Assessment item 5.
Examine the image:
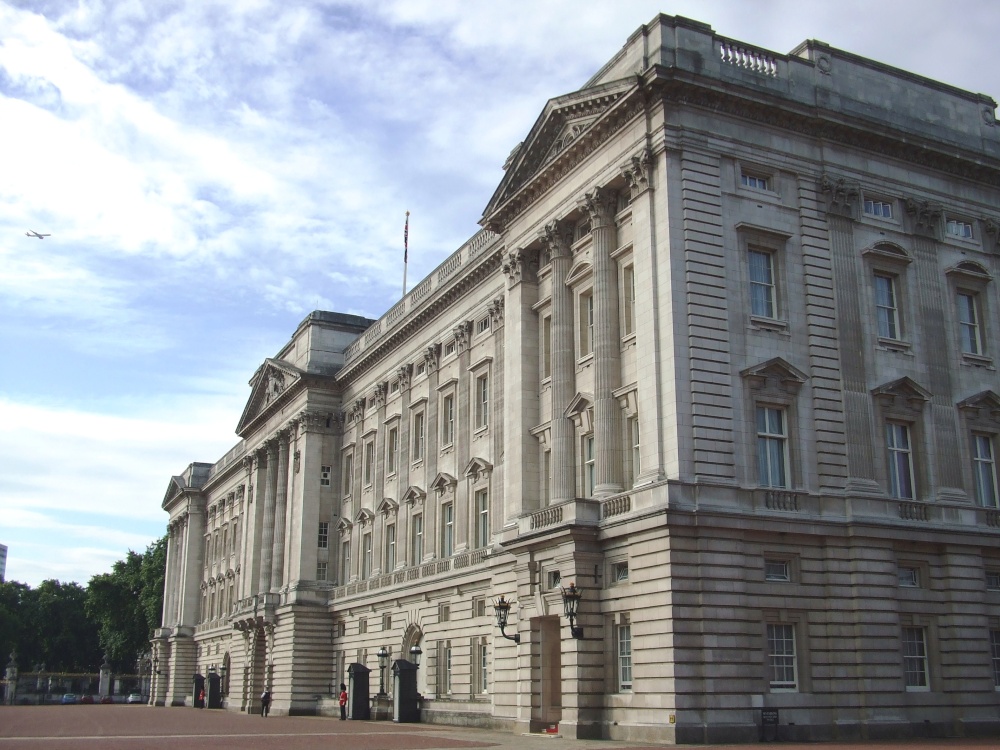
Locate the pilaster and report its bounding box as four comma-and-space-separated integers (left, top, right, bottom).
258, 440, 278, 593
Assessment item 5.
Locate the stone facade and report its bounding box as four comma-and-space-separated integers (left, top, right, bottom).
154, 14, 1000, 743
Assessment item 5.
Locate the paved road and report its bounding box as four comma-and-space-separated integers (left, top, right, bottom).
2, 706, 999, 750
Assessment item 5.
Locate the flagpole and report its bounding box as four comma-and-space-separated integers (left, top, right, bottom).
403, 210, 409, 297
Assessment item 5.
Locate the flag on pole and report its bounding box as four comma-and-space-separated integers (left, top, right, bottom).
404, 211, 409, 263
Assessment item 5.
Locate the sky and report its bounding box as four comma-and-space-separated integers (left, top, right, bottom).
1, 0, 998, 588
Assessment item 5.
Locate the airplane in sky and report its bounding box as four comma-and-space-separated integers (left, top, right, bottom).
25, 230, 50, 239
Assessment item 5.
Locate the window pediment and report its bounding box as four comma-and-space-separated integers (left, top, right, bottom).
377, 498, 399, 516
741, 358, 808, 394
464, 457, 494, 482
872, 377, 931, 412
957, 390, 1000, 425
355, 508, 375, 527
565, 392, 595, 433
401, 485, 426, 506
565, 261, 593, 287
862, 242, 912, 266
337, 518, 353, 535
945, 260, 992, 283
430, 473, 457, 494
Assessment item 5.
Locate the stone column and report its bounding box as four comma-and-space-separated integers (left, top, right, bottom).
541, 220, 576, 504
580, 186, 623, 497
258, 440, 278, 593
454, 320, 472, 553
270, 429, 291, 589
396, 365, 413, 565
162, 523, 177, 628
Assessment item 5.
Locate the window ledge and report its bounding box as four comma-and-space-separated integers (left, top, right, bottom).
620, 332, 637, 348
576, 352, 595, 367
905, 686, 930, 693
473, 425, 489, 437
961, 352, 994, 368
876, 337, 912, 353
749, 316, 789, 333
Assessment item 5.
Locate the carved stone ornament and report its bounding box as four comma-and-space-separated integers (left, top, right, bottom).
424, 343, 441, 374
539, 219, 574, 260
819, 173, 860, 217
982, 218, 1000, 252
295, 409, 327, 433
453, 321, 473, 352
904, 198, 943, 236
488, 297, 505, 328
263, 370, 286, 405
242, 455, 255, 473
348, 398, 365, 424
620, 147, 652, 199
397, 363, 413, 391
293, 449, 301, 474
374, 382, 388, 409
579, 185, 619, 228
502, 248, 539, 288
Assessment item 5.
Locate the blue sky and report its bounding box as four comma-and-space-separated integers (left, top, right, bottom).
2, 0, 998, 587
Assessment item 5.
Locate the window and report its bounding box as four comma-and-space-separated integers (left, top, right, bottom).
767, 623, 797, 691
583, 434, 596, 497
475, 373, 490, 429
974, 434, 999, 507
957, 292, 984, 355
541, 315, 552, 379
341, 540, 351, 584
547, 570, 561, 589
390, 379, 399, 394
320, 465, 332, 486
413, 412, 425, 460
385, 524, 396, 571
439, 603, 451, 622
541, 449, 551, 505
382, 613, 391, 631
756, 406, 788, 488
416, 362, 425, 376
874, 273, 900, 340
342, 454, 353, 496
622, 264, 636, 337
445, 341, 456, 356
473, 636, 488, 694
748, 249, 776, 318
579, 291, 594, 356
441, 503, 454, 557
386, 426, 399, 474
443, 641, 453, 694
947, 218, 974, 239
902, 626, 929, 690
475, 489, 489, 549
363, 440, 375, 486
741, 172, 769, 191
316, 561, 328, 581
362, 532, 373, 578
472, 596, 487, 617
987, 569, 1000, 590
612, 561, 629, 583
864, 199, 893, 219
318, 522, 329, 549
764, 559, 789, 582
886, 422, 915, 499
441, 394, 455, 445
626, 415, 640, 488
411, 514, 423, 563
991, 631, 1000, 688
477, 317, 490, 334
898, 566, 919, 587
359, 617, 367, 635
617, 623, 633, 691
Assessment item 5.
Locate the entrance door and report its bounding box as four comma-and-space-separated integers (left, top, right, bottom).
530, 616, 562, 731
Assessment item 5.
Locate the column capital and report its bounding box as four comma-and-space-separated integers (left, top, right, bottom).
905, 197, 944, 236
579, 185, 618, 228
424, 343, 441, 374
620, 147, 652, 200
397, 363, 414, 391
453, 320, 473, 352
539, 219, 574, 260
488, 297, 505, 328
294, 409, 327, 433
819, 173, 860, 217
502, 248, 539, 288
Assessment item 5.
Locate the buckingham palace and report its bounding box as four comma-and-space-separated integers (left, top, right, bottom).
151, 13, 1000, 743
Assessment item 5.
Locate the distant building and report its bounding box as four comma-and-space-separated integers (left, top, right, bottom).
153, 14, 1000, 743
0, 544, 6, 582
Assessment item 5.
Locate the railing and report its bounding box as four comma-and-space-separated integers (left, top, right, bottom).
763, 489, 801, 512
209, 442, 247, 478
719, 38, 778, 77
602, 494, 631, 519
530, 506, 563, 530
330, 551, 493, 601
898, 501, 930, 522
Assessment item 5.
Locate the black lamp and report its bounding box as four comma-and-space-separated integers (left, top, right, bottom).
377, 646, 389, 695
408, 645, 422, 667
493, 595, 520, 643
561, 582, 583, 638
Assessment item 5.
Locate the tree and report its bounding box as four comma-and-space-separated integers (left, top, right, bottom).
27, 580, 100, 671
0, 581, 33, 668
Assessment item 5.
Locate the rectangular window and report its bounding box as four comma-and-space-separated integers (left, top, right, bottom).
902, 626, 929, 690
991, 630, 1000, 688
542, 449, 551, 505
541, 315, 552, 379
386, 426, 398, 474
547, 570, 561, 589
359, 618, 367, 635
320, 465, 332, 486
957, 292, 983, 355
416, 362, 425, 376
886, 422, 915, 499
341, 540, 351, 584
875, 273, 900, 339
382, 613, 392, 631
987, 569, 1000, 590
864, 199, 893, 218
748, 249, 776, 318
411, 514, 423, 563
612, 561, 629, 583
898, 566, 919, 587
765, 559, 790, 582
756, 406, 788, 488
475, 373, 490, 429
441, 394, 455, 445
579, 291, 594, 356
390, 379, 399, 394
445, 341, 456, 356
318, 521, 329, 549
767, 623, 797, 691
441, 503, 454, 557
413, 412, 425, 460
316, 561, 328, 581
622, 264, 636, 336
584, 434, 596, 497
439, 603, 451, 622
476, 637, 488, 694
363, 440, 376, 486
626, 415, 640, 488
343, 454, 353, 496
475, 489, 489, 549
947, 219, 974, 239
362, 532, 373, 578
741, 172, 769, 191
444, 641, 453, 694
974, 434, 999, 508
477, 317, 490, 334
385, 524, 396, 572
617, 623, 633, 690
472, 596, 487, 618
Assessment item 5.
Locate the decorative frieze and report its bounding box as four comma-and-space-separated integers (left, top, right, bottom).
905, 198, 943, 236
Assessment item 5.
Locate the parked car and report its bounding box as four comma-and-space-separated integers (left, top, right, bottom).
80, 695, 94, 704
126, 693, 143, 704
100, 696, 113, 704
60, 694, 78, 704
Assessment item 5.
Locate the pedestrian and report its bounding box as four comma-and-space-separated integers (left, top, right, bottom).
338, 683, 347, 720
260, 689, 271, 717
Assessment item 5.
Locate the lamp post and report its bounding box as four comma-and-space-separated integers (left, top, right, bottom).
376, 646, 389, 696
561, 582, 584, 639
492, 595, 520, 643
408, 645, 422, 667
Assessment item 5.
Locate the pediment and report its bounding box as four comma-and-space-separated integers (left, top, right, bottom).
945, 260, 992, 282
430, 472, 457, 494
355, 508, 375, 526
464, 457, 494, 481
377, 498, 399, 516
482, 78, 637, 222
161, 476, 189, 509
237, 358, 305, 436
337, 518, 353, 534
741, 358, 808, 392
957, 390, 1000, 422
564, 392, 595, 433
401, 485, 426, 506
871, 377, 931, 409
564, 261, 593, 286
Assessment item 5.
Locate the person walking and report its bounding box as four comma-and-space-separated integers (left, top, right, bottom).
260, 689, 271, 717
338, 683, 348, 720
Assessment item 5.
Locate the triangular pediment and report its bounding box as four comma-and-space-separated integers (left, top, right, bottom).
355, 508, 375, 527
564, 392, 595, 433
377, 498, 399, 516
401, 485, 426, 505
482, 78, 637, 223
741, 357, 808, 392
236, 358, 305, 436
430, 473, 457, 494
957, 390, 1000, 423
872, 377, 931, 408
161, 476, 189, 509
463, 457, 494, 481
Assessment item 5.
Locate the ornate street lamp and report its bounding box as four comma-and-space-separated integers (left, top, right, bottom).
492, 595, 520, 643
561, 582, 584, 639
376, 646, 389, 696
408, 645, 422, 667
